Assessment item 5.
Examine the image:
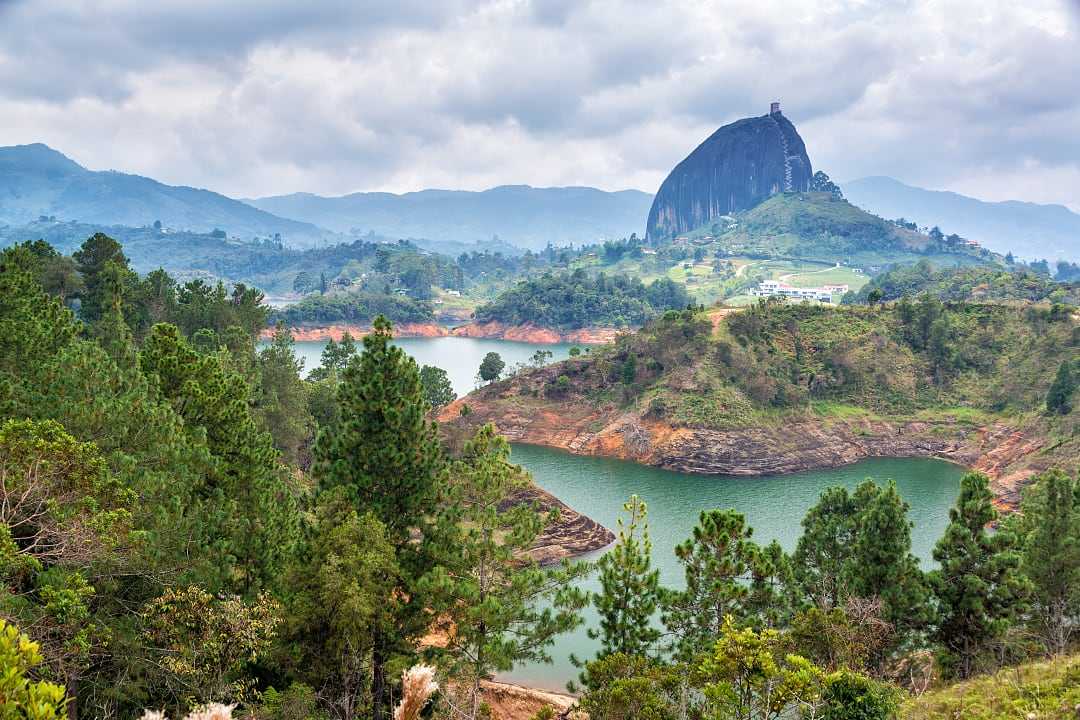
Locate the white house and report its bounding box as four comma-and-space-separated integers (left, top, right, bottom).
752, 279, 833, 302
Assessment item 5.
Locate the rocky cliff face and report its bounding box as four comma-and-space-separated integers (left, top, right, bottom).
646, 109, 812, 241
439, 363, 1059, 513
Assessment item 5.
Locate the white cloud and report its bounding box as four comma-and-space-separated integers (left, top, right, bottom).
0, 0, 1077, 210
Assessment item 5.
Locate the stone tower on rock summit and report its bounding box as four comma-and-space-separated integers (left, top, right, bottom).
645, 103, 812, 241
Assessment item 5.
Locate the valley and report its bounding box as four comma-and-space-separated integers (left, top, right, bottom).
3, 48, 1079, 719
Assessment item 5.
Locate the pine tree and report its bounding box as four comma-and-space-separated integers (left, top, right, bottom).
1046, 359, 1076, 414
424, 424, 589, 719
0, 244, 79, 397
72, 233, 131, 324
661, 509, 757, 659
255, 324, 313, 464
1018, 469, 1080, 655
846, 481, 929, 641
930, 472, 1029, 678
283, 488, 399, 720
140, 323, 300, 595
793, 486, 860, 610
313, 315, 448, 720
588, 495, 661, 659
794, 481, 927, 664
91, 261, 137, 368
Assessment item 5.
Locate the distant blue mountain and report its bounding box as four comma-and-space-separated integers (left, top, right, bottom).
843, 176, 1080, 261
0, 143, 327, 243
248, 185, 655, 251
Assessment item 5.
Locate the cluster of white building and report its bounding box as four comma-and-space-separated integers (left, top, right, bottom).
751, 280, 849, 303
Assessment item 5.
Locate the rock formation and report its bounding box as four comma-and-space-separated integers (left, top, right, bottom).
646, 103, 812, 241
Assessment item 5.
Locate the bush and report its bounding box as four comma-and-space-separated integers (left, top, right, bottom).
0, 619, 68, 720
820, 671, 899, 720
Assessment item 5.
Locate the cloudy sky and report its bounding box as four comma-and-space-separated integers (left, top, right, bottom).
2, 0, 1079, 210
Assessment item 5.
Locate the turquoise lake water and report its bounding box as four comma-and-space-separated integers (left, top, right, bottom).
500, 446, 964, 690
289, 337, 575, 396
283, 337, 965, 691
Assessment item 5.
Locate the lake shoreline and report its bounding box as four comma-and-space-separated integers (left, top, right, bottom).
262, 321, 624, 344
499, 446, 966, 696
440, 371, 1053, 513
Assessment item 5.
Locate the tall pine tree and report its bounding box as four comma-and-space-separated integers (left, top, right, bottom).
72, 233, 132, 324
792, 486, 860, 610
313, 315, 448, 720
1018, 469, 1080, 655
846, 481, 929, 640
587, 495, 661, 660
424, 424, 589, 720
662, 509, 775, 660
930, 472, 1029, 678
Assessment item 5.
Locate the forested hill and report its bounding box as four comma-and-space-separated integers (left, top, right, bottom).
710, 191, 998, 265
447, 299, 1078, 485
844, 260, 1080, 305
465, 300, 1077, 422
472, 268, 692, 329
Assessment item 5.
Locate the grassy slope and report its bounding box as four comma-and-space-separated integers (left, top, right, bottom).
846, 263, 1080, 306
565, 253, 870, 307
904, 654, 1080, 719
702, 192, 999, 267
556, 193, 991, 310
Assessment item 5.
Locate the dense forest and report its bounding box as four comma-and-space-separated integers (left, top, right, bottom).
272, 291, 436, 326
0, 222, 572, 299
845, 260, 1080, 306
2, 233, 1079, 720
473, 269, 693, 329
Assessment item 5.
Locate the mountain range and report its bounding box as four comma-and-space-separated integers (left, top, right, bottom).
247, 185, 653, 251
0, 143, 327, 243
2, 143, 1077, 262
843, 176, 1080, 261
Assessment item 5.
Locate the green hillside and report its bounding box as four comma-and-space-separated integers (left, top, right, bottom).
695, 192, 999, 267
458, 300, 1078, 466
904, 654, 1080, 719
844, 260, 1080, 305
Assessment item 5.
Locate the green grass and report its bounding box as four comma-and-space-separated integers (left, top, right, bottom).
810, 401, 874, 419
904, 654, 1080, 720
910, 406, 993, 425
659, 385, 758, 430
783, 266, 869, 290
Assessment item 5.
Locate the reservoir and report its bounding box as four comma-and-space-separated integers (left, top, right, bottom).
285, 337, 966, 691
289, 337, 575, 396
501, 445, 964, 690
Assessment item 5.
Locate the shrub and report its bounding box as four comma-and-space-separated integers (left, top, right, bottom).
0, 619, 68, 720
820, 671, 899, 720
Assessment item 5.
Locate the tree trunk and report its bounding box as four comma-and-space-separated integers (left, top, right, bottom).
372, 638, 387, 720
66, 675, 79, 720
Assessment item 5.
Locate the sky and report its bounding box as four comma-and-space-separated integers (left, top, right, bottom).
2, 0, 1079, 210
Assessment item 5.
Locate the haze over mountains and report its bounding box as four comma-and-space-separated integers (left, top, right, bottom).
844, 176, 1080, 261
2, 142, 1077, 262
0, 143, 326, 243
248, 185, 653, 251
